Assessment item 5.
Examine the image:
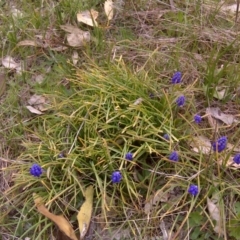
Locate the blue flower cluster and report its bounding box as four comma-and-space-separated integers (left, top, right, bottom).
125, 152, 133, 161
30, 164, 42, 177
169, 151, 179, 161
212, 136, 227, 153
194, 114, 202, 124
111, 171, 122, 183
188, 184, 199, 196
171, 71, 182, 84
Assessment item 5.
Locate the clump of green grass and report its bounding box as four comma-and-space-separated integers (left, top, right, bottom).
0, 59, 225, 239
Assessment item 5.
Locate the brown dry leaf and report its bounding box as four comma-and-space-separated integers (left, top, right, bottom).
2, 56, 23, 74
220, 155, 240, 169
133, 97, 143, 106
221, 3, 238, 14
77, 9, 98, 27
33, 193, 78, 240
60, 25, 90, 47
67, 32, 90, 47
104, 0, 114, 21
17, 40, 39, 47
26, 94, 49, 114
206, 107, 237, 125
206, 110, 219, 131
190, 135, 212, 154
26, 106, 43, 115
72, 51, 79, 65
28, 94, 46, 105
77, 185, 94, 239
207, 197, 224, 236
18, 38, 68, 51
213, 87, 226, 100
144, 189, 170, 214
227, 143, 240, 152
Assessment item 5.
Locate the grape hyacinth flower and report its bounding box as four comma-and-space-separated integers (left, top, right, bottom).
163, 133, 170, 141
188, 184, 199, 196
212, 136, 227, 153
171, 71, 182, 84
176, 95, 185, 107
125, 152, 133, 161
111, 171, 122, 183
194, 114, 202, 124
169, 151, 179, 161
233, 153, 240, 164
30, 164, 43, 177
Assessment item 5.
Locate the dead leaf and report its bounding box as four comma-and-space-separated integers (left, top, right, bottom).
26, 94, 49, 114
11, 6, 24, 18
0, 73, 6, 97
67, 32, 90, 47
72, 51, 79, 65
221, 4, 239, 14
26, 106, 43, 115
2, 56, 20, 69
77, 185, 94, 239
206, 107, 237, 125
60, 25, 90, 47
77, 9, 99, 27
34, 74, 44, 84
104, 0, 114, 21
190, 135, 212, 154
28, 94, 46, 105
144, 189, 169, 214
17, 40, 39, 47
133, 97, 143, 105
213, 87, 226, 100
207, 197, 223, 235
33, 193, 78, 240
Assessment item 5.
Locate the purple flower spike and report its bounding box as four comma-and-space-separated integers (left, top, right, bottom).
163, 133, 170, 141
30, 164, 43, 177
176, 95, 185, 107
194, 114, 202, 124
125, 152, 133, 161
111, 171, 122, 183
171, 71, 182, 84
233, 153, 240, 164
212, 136, 227, 153
169, 151, 179, 161
188, 184, 199, 196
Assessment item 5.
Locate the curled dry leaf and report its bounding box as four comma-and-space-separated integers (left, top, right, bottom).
207, 197, 223, 236
77, 9, 99, 27
60, 25, 90, 47
26, 106, 43, 115
221, 4, 238, 14
17, 40, 38, 47
33, 193, 78, 240
2, 56, 23, 74
144, 189, 169, 214
133, 97, 143, 105
206, 107, 237, 125
72, 51, 79, 65
213, 86, 226, 100
26, 94, 49, 114
190, 135, 212, 154
104, 0, 114, 21
77, 185, 94, 239
28, 94, 46, 105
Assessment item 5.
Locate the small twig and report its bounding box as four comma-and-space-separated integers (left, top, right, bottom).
169, 0, 176, 11
236, 0, 240, 23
